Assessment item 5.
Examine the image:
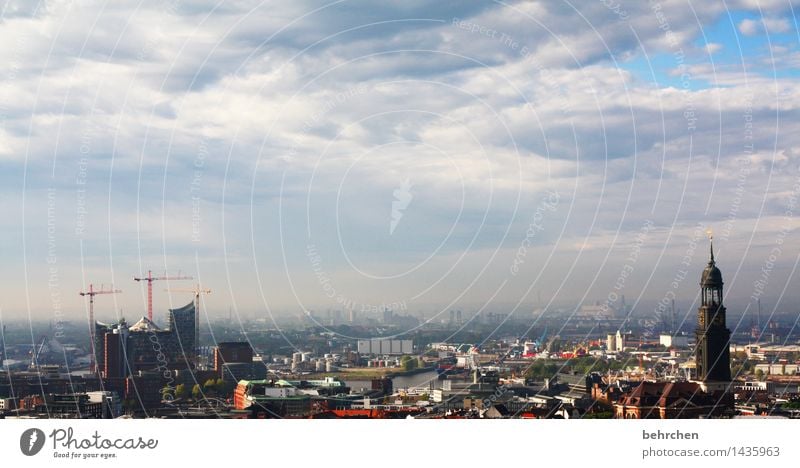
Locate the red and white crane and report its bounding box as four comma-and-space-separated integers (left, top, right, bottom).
79, 283, 121, 373
164, 284, 210, 366
134, 270, 192, 321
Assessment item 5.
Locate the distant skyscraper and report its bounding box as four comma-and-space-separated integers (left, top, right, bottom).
694, 240, 731, 382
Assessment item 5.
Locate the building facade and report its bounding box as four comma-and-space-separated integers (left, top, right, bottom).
357, 339, 413, 355
95, 301, 197, 379
613, 381, 727, 419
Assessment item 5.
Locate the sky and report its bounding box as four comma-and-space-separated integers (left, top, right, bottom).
1, 0, 799, 326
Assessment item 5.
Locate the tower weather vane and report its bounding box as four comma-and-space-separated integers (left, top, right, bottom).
706, 228, 715, 260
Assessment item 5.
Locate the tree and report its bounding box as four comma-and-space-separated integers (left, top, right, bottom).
175, 384, 187, 399
569, 357, 609, 375
192, 383, 202, 400
215, 378, 233, 397
755, 369, 765, 381
524, 360, 560, 380
400, 355, 417, 372
203, 378, 217, 396
161, 386, 175, 401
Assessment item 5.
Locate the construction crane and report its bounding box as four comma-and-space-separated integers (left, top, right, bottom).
134, 270, 192, 321
30, 335, 48, 369
164, 284, 210, 367
79, 284, 121, 373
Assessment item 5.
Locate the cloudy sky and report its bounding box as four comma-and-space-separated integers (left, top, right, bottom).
1, 0, 799, 325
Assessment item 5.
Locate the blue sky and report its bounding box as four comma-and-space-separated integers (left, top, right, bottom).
1, 0, 799, 325
619, 9, 800, 89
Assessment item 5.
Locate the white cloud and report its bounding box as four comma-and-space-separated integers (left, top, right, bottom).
739, 16, 792, 35
1, 1, 799, 316
739, 18, 759, 36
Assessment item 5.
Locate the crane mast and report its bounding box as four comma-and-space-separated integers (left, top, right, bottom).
134, 270, 192, 321
79, 283, 121, 373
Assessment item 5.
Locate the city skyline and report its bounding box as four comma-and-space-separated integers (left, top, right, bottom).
0, 1, 798, 321
1, 236, 796, 421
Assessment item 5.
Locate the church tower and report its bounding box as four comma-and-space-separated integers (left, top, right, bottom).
694, 238, 731, 382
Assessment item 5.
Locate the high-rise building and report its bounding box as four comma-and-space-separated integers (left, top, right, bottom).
167, 301, 196, 364
95, 301, 197, 379
103, 325, 128, 379
694, 240, 731, 383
